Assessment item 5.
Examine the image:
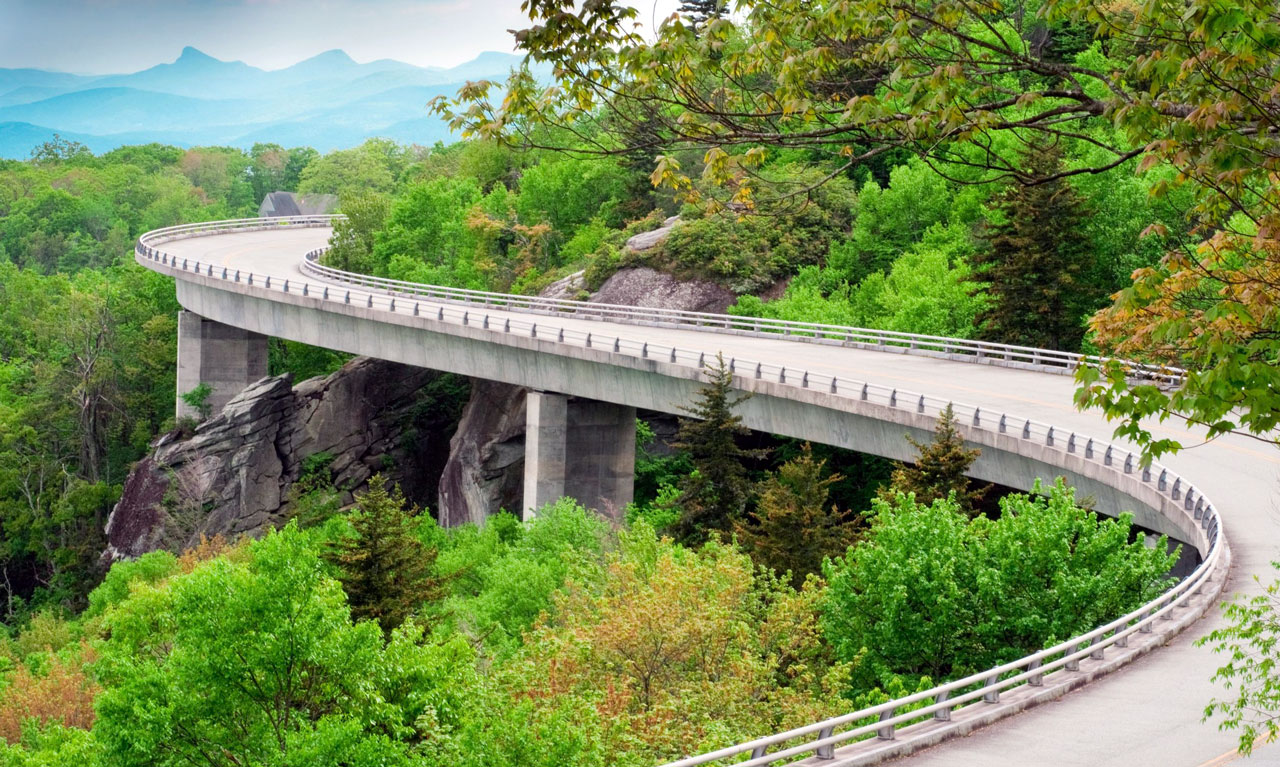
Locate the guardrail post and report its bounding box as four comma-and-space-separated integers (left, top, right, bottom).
1105, 446, 1113, 466
345, 291, 350, 304
861, 383, 868, 400
1141, 608, 1155, 632
323, 286, 329, 300
558, 328, 565, 342
972, 408, 981, 427
1021, 420, 1031, 439
642, 343, 648, 358
414, 303, 419, 316
437, 307, 444, 320
917, 394, 925, 413
1090, 635, 1105, 660
779, 366, 786, 383
1067, 642, 1085, 671
264, 276, 270, 289
1085, 439, 1094, 459
1115, 627, 1129, 648
983, 674, 1000, 703
1185, 489, 1196, 512
234, 270, 240, 282
816, 726, 835, 759
208, 264, 214, 276
302, 283, 309, 297
729, 358, 735, 373
1028, 658, 1043, 686
698, 353, 706, 368
367, 294, 373, 308
1046, 426, 1054, 446
934, 690, 952, 721
1067, 433, 1076, 453
612, 338, 620, 352
222, 267, 228, 279
1142, 465, 1152, 482
998, 414, 1007, 433
877, 709, 896, 740
247, 274, 252, 286
482, 314, 489, 329
750, 746, 768, 760
463, 311, 469, 326
889, 390, 897, 408
802, 371, 809, 388
585, 333, 591, 348
1124, 454, 1134, 474
1158, 470, 1167, 490
830, 378, 838, 393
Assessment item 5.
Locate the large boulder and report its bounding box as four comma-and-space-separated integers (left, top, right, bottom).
590, 267, 736, 314
105, 357, 452, 560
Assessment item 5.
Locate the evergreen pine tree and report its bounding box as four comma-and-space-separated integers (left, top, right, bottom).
884, 404, 986, 514
679, 0, 725, 29
734, 444, 863, 586
671, 353, 768, 542
325, 474, 443, 635
972, 140, 1099, 351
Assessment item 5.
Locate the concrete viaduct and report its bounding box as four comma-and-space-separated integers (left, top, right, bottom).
137, 216, 1277, 767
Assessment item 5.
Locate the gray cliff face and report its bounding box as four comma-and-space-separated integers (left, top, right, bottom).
436, 380, 528, 527
106, 357, 451, 559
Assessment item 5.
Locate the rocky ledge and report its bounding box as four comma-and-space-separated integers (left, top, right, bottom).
106, 357, 450, 560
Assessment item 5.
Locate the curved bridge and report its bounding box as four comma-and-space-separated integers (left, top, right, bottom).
136, 216, 1275, 767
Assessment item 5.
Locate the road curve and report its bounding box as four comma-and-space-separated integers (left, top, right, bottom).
137, 221, 1280, 767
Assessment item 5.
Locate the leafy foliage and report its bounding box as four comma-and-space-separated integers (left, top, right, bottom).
1201, 566, 1280, 755
823, 482, 1177, 690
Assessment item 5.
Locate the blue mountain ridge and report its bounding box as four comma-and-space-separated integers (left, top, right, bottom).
0, 47, 536, 158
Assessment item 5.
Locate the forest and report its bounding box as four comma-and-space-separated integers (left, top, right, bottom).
2, 0, 1278, 761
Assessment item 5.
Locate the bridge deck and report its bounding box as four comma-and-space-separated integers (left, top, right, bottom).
154, 226, 1280, 767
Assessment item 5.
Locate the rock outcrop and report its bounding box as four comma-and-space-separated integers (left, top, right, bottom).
436, 380, 528, 527
106, 357, 454, 560
590, 267, 736, 314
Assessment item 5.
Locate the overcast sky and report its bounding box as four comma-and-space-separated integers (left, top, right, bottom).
0, 0, 681, 73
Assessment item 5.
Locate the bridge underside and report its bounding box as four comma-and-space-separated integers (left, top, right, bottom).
172, 281, 1206, 551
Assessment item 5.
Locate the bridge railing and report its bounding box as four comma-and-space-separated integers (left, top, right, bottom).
137, 218, 1224, 767
138, 216, 1182, 385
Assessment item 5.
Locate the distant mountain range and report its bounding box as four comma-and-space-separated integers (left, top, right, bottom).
0, 47, 540, 159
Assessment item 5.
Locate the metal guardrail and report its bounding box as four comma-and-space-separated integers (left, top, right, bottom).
137, 216, 1224, 767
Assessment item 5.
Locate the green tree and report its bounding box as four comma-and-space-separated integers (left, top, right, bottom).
326, 475, 444, 634
670, 354, 767, 543
93, 524, 464, 767
1201, 568, 1280, 755
179, 382, 212, 421
823, 481, 1176, 689
734, 444, 862, 586
323, 191, 390, 274
972, 141, 1099, 351
885, 403, 985, 514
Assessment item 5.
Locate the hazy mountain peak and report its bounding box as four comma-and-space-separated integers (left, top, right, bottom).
175, 47, 219, 66
303, 49, 357, 67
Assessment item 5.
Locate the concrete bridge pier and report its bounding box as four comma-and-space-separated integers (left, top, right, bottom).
522, 391, 636, 519
176, 310, 268, 420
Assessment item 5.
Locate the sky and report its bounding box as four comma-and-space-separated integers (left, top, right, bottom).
0, 0, 681, 74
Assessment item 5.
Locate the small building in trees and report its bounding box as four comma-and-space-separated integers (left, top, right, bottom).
258, 191, 338, 218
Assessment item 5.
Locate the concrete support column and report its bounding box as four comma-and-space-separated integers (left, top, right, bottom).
522, 392, 636, 520
523, 391, 569, 517
176, 310, 268, 420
